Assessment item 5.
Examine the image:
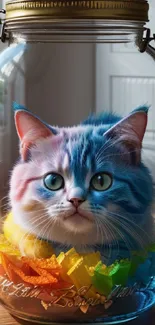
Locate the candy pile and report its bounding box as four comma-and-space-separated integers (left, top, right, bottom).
0, 233, 154, 299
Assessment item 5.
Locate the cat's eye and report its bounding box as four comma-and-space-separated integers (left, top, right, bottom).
90, 173, 112, 191
43, 173, 64, 191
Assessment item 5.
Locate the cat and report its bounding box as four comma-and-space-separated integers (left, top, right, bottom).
9, 103, 154, 261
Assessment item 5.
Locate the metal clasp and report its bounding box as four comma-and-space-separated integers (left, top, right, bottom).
139, 28, 155, 55
0, 9, 8, 43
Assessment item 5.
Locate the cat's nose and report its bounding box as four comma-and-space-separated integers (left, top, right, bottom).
69, 197, 85, 207
67, 187, 86, 207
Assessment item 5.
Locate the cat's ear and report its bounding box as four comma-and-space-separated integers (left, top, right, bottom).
104, 106, 149, 164
13, 103, 53, 161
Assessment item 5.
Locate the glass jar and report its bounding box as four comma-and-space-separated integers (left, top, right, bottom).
0, 0, 155, 324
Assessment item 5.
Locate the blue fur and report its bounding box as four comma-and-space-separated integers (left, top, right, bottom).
67, 131, 153, 215
64, 105, 153, 252
81, 105, 149, 126
66, 105, 152, 219
13, 102, 153, 255
13, 102, 29, 112
82, 112, 121, 126
37, 186, 55, 200
132, 105, 150, 114
14, 102, 152, 216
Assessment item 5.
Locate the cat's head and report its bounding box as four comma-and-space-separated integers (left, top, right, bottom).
10, 104, 153, 249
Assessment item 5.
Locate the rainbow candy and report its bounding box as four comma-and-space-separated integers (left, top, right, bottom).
92, 260, 131, 296
0, 221, 155, 299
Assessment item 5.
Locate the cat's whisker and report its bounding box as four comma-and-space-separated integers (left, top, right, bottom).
0, 196, 10, 211
115, 218, 147, 249
107, 209, 151, 246
93, 209, 133, 252
94, 216, 100, 242
96, 218, 112, 260
18, 212, 50, 247
0, 209, 47, 234
95, 136, 123, 161
95, 217, 120, 264
28, 223, 50, 254
91, 204, 151, 249
101, 217, 132, 254
96, 131, 141, 165
22, 206, 48, 214
86, 206, 119, 260
45, 219, 56, 242
95, 136, 113, 160
22, 211, 49, 226
111, 217, 144, 248
33, 217, 54, 251
96, 148, 141, 166
105, 212, 146, 250
19, 217, 47, 245
116, 215, 149, 242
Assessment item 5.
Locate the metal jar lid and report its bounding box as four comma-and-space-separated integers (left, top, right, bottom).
2, 0, 153, 47
5, 0, 149, 22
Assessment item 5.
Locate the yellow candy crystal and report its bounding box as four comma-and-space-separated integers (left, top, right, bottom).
57, 249, 101, 298
57, 248, 81, 282
67, 256, 98, 298
82, 251, 101, 268
0, 234, 21, 258
3, 212, 54, 258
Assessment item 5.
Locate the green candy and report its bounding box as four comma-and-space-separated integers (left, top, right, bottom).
129, 249, 148, 276
147, 243, 155, 252
92, 260, 131, 296
92, 244, 155, 297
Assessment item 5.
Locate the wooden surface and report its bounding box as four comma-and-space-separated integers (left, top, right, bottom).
0, 305, 155, 325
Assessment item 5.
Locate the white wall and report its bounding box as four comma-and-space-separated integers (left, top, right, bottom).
95, 0, 155, 183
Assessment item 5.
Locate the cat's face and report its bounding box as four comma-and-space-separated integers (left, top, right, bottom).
10, 105, 153, 248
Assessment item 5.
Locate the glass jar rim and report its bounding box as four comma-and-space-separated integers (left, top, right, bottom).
5, 19, 146, 44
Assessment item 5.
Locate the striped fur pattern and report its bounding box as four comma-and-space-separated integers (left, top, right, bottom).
9, 104, 154, 260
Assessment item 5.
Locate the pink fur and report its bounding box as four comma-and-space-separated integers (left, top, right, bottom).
10, 107, 152, 250
9, 126, 100, 247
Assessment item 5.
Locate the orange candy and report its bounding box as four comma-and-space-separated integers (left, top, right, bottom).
0, 253, 64, 286
22, 255, 61, 272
